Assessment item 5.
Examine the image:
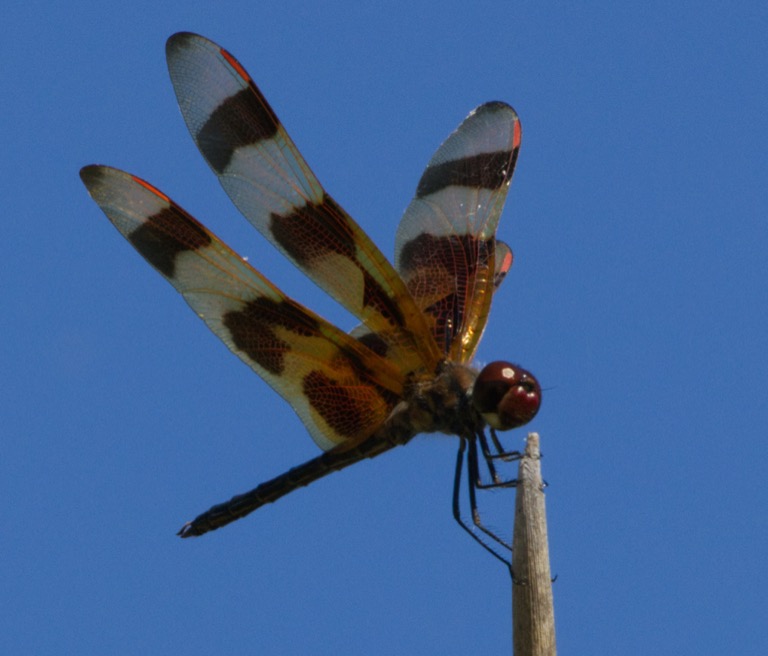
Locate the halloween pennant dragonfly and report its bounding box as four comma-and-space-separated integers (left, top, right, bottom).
80, 32, 541, 565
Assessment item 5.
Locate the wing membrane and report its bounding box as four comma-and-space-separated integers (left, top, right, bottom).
394, 102, 521, 362
80, 165, 404, 450
165, 32, 441, 375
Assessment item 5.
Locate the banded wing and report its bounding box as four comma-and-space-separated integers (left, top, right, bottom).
165, 32, 441, 375
394, 102, 522, 362
80, 165, 404, 451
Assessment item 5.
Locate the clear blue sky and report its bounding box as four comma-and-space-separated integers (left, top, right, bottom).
4, 2, 767, 654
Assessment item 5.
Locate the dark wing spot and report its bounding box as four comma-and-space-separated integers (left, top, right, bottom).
223, 298, 319, 375
355, 332, 390, 358
270, 194, 356, 265
128, 207, 211, 279
272, 196, 409, 329
399, 234, 494, 350
197, 87, 279, 173
399, 233, 493, 281
416, 150, 514, 198
303, 370, 367, 438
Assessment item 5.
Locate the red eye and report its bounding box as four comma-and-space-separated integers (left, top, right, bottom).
472, 361, 541, 431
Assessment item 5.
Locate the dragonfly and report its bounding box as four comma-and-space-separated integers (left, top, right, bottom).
80, 32, 541, 565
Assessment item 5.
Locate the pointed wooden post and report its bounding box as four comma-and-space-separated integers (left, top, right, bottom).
512, 433, 556, 655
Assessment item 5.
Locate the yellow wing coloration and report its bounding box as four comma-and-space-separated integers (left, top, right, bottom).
166, 32, 442, 376
80, 166, 402, 451
394, 102, 522, 363
80, 34, 539, 560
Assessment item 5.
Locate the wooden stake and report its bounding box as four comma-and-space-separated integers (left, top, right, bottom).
512, 433, 556, 655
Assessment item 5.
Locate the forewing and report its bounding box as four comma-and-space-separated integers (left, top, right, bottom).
80, 165, 404, 450
165, 32, 440, 375
394, 102, 521, 362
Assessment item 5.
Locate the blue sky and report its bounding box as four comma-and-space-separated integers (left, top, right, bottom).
3, 1, 767, 654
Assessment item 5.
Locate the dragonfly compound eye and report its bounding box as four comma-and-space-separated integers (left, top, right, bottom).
472, 361, 541, 431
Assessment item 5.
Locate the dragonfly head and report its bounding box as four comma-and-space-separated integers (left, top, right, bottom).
472, 361, 541, 431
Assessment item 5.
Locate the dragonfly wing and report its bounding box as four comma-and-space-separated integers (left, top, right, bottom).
81, 165, 404, 450
394, 102, 521, 362
165, 32, 441, 375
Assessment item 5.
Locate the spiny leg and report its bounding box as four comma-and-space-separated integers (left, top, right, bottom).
475, 428, 522, 490
487, 427, 524, 462
467, 435, 515, 554
451, 437, 512, 567
476, 429, 505, 485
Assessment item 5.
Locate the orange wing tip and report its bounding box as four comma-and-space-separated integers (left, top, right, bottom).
498, 248, 513, 275
513, 119, 522, 149
131, 174, 171, 202
220, 47, 251, 83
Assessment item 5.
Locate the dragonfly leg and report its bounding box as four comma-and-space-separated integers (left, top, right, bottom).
474, 428, 521, 490
451, 436, 513, 567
